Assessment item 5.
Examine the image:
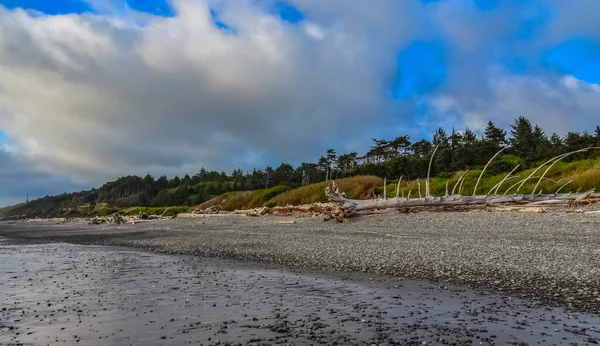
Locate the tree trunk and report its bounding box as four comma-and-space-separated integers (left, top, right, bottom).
325, 181, 599, 222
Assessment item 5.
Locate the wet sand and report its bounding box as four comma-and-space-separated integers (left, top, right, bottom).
1, 238, 600, 345
1, 212, 600, 315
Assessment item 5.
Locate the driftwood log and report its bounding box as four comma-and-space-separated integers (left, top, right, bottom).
325, 147, 600, 222
88, 212, 125, 225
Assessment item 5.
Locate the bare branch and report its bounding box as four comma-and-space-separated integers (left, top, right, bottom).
489, 175, 520, 195
383, 177, 387, 200
458, 175, 467, 196
516, 148, 593, 193
451, 170, 469, 196
532, 148, 594, 194
473, 147, 506, 196
396, 176, 403, 198
490, 165, 520, 195
555, 180, 573, 194
324, 148, 600, 222
325, 181, 600, 221
426, 145, 440, 198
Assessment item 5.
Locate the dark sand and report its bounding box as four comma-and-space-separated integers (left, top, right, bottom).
2, 213, 600, 315
1, 237, 600, 346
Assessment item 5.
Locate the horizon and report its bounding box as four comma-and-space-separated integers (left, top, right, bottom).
1, 0, 600, 206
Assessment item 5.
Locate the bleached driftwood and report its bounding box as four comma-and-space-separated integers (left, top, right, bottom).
326, 182, 600, 221
88, 212, 125, 225
325, 147, 600, 222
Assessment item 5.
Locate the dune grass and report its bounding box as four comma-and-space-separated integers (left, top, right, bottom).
195, 185, 292, 212
195, 191, 258, 212
268, 176, 383, 206
244, 185, 291, 208
195, 176, 383, 211
189, 158, 600, 212
380, 158, 600, 198
118, 206, 191, 217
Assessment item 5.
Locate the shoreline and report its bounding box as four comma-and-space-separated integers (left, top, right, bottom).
1, 211, 600, 315
4, 240, 600, 345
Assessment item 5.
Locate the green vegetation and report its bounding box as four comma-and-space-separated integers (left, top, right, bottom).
119, 206, 192, 217
376, 158, 600, 199
195, 191, 258, 212
0, 203, 24, 219
270, 176, 382, 206
195, 185, 292, 211
3, 116, 600, 219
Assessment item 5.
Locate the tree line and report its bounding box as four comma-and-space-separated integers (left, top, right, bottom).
57, 116, 600, 207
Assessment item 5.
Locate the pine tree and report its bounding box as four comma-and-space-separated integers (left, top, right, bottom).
483, 121, 507, 146
549, 133, 565, 156
432, 128, 449, 146
509, 116, 535, 161
462, 128, 477, 144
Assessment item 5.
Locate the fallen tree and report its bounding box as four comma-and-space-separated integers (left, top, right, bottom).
325, 147, 600, 222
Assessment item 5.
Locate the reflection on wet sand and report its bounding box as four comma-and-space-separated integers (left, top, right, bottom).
1, 240, 599, 345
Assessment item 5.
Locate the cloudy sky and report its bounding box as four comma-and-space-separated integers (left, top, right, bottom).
1, 0, 600, 206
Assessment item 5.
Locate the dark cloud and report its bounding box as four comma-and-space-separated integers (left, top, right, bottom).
0, 0, 599, 205
0, 148, 86, 206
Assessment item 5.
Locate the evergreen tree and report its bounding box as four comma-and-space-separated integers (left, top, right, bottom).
509, 116, 535, 161
432, 128, 449, 146
411, 139, 433, 158
483, 121, 507, 146
271, 163, 294, 186
168, 176, 181, 188
549, 133, 565, 156
531, 125, 551, 161
389, 135, 411, 156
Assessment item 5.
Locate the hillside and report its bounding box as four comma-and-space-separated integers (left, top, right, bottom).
195, 176, 383, 212
2, 116, 600, 220
3, 157, 600, 220
193, 158, 600, 213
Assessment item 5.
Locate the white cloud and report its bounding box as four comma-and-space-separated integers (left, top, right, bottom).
429, 68, 600, 136
0, 1, 420, 186
1, 0, 600, 200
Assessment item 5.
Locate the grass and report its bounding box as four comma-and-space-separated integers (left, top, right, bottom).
195, 176, 383, 211
119, 206, 191, 217
380, 158, 600, 198
12, 157, 598, 219
195, 185, 294, 211
244, 185, 291, 209
193, 158, 600, 213
196, 191, 261, 212
0, 203, 24, 219
269, 176, 383, 206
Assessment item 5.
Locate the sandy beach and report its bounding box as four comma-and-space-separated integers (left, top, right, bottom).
1, 212, 600, 345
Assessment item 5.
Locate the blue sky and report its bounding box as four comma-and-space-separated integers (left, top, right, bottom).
0, 0, 92, 14
1, 0, 600, 205
1, 0, 598, 97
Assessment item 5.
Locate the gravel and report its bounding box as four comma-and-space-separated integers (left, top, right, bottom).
2, 211, 600, 314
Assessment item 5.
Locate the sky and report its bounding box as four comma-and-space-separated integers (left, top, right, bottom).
1, 0, 600, 206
